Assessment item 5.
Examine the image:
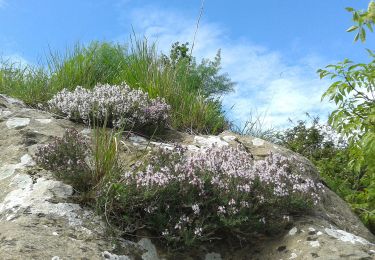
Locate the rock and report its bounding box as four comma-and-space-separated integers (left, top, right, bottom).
138, 238, 160, 260
205, 252, 222, 260
6, 117, 30, 129
0, 94, 374, 259
289, 227, 298, 236
193, 135, 229, 148
101, 251, 131, 260
325, 227, 373, 245
35, 118, 53, 124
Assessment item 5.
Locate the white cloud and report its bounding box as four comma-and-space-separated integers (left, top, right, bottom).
119, 5, 335, 129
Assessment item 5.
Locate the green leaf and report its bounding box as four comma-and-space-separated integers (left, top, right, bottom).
346, 7, 355, 12
347, 25, 359, 32
366, 22, 374, 32
354, 32, 360, 42
354, 12, 360, 21
360, 28, 366, 42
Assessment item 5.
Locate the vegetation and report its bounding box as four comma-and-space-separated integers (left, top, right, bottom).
161, 42, 234, 97
35, 128, 93, 192
3, 1, 375, 249
230, 110, 279, 143
277, 116, 374, 233
36, 127, 323, 248
346, 0, 375, 42
0, 39, 233, 134
48, 83, 171, 133
313, 0, 375, 233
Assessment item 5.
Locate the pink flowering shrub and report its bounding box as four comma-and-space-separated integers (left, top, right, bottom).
48, 83, 170, 132
103, 144, 324, 247
35, 128, 92, 191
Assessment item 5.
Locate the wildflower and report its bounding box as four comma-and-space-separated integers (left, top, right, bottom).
194, 227, 203, 236
218, 206, 226, 215
162, 229, 170, 236
192, 204, 200, 215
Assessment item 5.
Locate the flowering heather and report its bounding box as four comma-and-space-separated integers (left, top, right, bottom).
48, 83, 171, 130
106, 144, 324, 247
35, 128, 92, 191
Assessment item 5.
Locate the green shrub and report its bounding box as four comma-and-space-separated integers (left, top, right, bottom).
277, 115, 375, 234
161, 42, 234, 97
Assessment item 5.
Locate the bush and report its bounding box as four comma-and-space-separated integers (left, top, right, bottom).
48, 83, 170, 133
100, 144, 323, 248
277, 116, 375, 234
35, 128, 92, 192
161, 42, 234, 97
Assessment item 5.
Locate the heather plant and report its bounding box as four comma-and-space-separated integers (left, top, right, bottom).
35, 128, 93, 192
48, 83, 170, 133
35, 126, 123, 194
101, 144, 323, 247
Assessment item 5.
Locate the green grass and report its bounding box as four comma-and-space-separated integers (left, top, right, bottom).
0, 38, 226, 134
230, 110, 279, 143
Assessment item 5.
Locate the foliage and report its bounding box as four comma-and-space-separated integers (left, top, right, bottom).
100, 144, 323, 248
346, 1, 375, 42
0, 58, 50, 104
92, 124, 122, 186
318, 54, 375, 174
35, 126, 122, 195
161, 42, 235, 98
316, 3, 375, 233
317, 50, 375, 232
47, 42, 127, 92
0, 39, 231, 134
48, 83, 170, 133
35, 128, 92, 192
277, 116, 375, 233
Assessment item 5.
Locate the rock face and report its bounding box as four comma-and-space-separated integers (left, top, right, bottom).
0, 94, 374, 260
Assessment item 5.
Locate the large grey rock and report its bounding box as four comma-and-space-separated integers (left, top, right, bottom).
0, 94, 374, 260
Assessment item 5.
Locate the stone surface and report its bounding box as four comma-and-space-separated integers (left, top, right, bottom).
0, 94, 374, 260
0, 95, 143, 260
6, 117, 30, 129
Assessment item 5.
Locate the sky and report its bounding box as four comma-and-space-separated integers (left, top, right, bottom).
0, 0, 374, 128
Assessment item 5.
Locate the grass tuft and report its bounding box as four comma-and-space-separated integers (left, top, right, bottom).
0, 38, 227, 134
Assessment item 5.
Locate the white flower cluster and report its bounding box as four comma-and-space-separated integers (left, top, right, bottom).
121, 144, 324, 243
48, 83, 171, 129
129, 145, 322, 202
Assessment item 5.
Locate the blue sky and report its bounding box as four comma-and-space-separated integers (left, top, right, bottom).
0, 0, 374, 128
